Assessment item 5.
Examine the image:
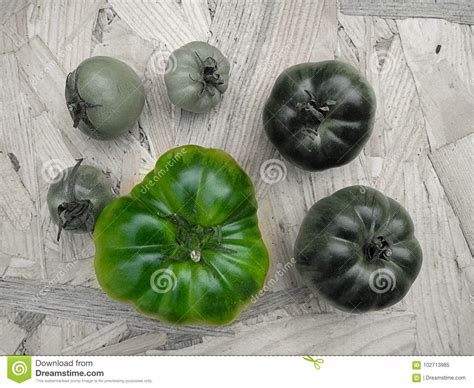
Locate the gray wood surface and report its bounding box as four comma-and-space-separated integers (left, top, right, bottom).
0, 0, 473, 355
339, 0, 474, 24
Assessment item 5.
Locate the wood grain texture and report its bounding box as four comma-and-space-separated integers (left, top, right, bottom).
88, 332, 167, 355
402, 159, 474, 354
0, 278, 233, 337
147, 312, 417, 355
61, 320, 129, 355
429, 134, 474, 254
397, 18, 473, 149
0, 0, 473, 355
339, 0, 474, 25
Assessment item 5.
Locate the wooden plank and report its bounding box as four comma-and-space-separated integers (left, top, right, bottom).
0, 0, 30, 25
0, 318, 27, 355
339, 0, 474, 25
26, 0, 104, 70
429, 134, 474, 254
397, 18, 473, 149
139, 44, 177, 158
0, 5, 29, 52
91, 9, 155, 76
88, 332, 167, 355
109, 0, 209, 48
0, 277, 313, 337
147, 312, 417, 355
0, 278, 232, 337
0, 152, 35, 230
0, 52, 45, 280
402, 160, 474, 354
13, 311, 46, 333
61, 320, 129, 355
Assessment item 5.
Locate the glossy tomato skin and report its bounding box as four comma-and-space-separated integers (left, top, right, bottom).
65, 56, 145, 139
94, 145, 269, 325
263, 61, 376, 171
164, 41, 230, 113
47, 164, 114, 235
294, 186, 422, 312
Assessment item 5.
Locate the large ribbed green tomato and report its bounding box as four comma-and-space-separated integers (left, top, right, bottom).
94, 145, 269, 325
295, 186, 422, 312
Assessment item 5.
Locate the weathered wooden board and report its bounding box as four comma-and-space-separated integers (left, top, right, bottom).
0, 0, 473, 355
429, 135, 474, 254
339, 0, 474, 25
147, 312, 417, 355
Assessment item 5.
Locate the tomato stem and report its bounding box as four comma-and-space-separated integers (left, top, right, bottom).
365, 236, 392, 261
188, 51, 224, 97
56, 159, 95, 241
66, 71, 101, 131
296, 89, 336, 129
158, 212, 236, 263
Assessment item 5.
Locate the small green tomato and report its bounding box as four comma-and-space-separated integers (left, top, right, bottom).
164, 41, 230, 113
65, 56, 145, 139
47, 159, 114, 240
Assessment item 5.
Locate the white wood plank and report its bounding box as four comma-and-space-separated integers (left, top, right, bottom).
109, 0, 208, 48
339, 0, 474, 25
148, 312, 417, 355
91, 10, 155, 76
429, 134, 474, 254
61, 320, 129, 355
89, 332, 167, 355
397, 18, 474, 149
0, 52, 45, 280
402, 160, 474, 354
0, 318, 27, 354
0, 152, 35, 230
0, 278, 234, 337
26, 0, 104, 70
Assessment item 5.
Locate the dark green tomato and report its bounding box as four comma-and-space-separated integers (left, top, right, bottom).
164, 41, 230, 113
47, 159, 114, 241
94, 145, 269, 325
263, 61, 376, 171
294, 186, 422, 312
65, 56, 145, 139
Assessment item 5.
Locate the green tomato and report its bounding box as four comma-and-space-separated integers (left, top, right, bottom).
164, 41, 230, 113
47, 159, 114, 241
263, 60, 376, 171
94, 145, 269, 325
65, 56, 145, 139
294, 186, 422, 312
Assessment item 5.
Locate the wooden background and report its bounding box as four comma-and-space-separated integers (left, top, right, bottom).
0, 0, 473, 355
